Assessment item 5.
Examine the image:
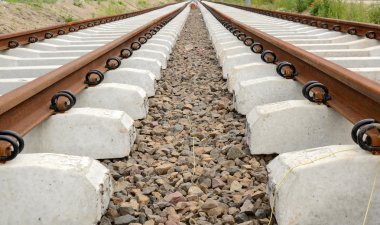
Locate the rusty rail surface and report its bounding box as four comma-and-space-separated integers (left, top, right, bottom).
0, 3, 176, 51
202, 2, 380, 153
212, 1, 380, 40
0, 3, 187, 162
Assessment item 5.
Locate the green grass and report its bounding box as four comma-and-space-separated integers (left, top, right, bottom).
64, 15, 76, 22
369, 4, 380, 24
219, 0, 380, 24
98, 0, 126, 16
73, 0, 83, 7
137, 0, 148, 7
310, 0, 369, 22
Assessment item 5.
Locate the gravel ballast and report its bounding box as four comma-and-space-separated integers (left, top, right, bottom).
100, 8, 274, 225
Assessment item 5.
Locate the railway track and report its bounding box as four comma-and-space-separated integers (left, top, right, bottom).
200, 1, 379, 225
0, 1, 379, 225
0, 2, 190, 224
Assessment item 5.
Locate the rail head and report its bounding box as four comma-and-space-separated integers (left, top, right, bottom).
202, 1, 380, 154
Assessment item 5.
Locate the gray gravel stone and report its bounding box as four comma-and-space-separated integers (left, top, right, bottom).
254, 208, 267, 219
99, 7, 273, 225
114, 215, 138, 225
226, 146, 246, 160
235, 213, 250, 223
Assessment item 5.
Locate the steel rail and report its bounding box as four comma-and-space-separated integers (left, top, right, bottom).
0, 4, 186, 140
212, 1, 380, 41
202, 3, 380, 132
0, 3, 176, 51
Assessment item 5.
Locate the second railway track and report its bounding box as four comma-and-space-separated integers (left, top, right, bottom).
201, 1, 380, 225
0, 1, 379, 225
